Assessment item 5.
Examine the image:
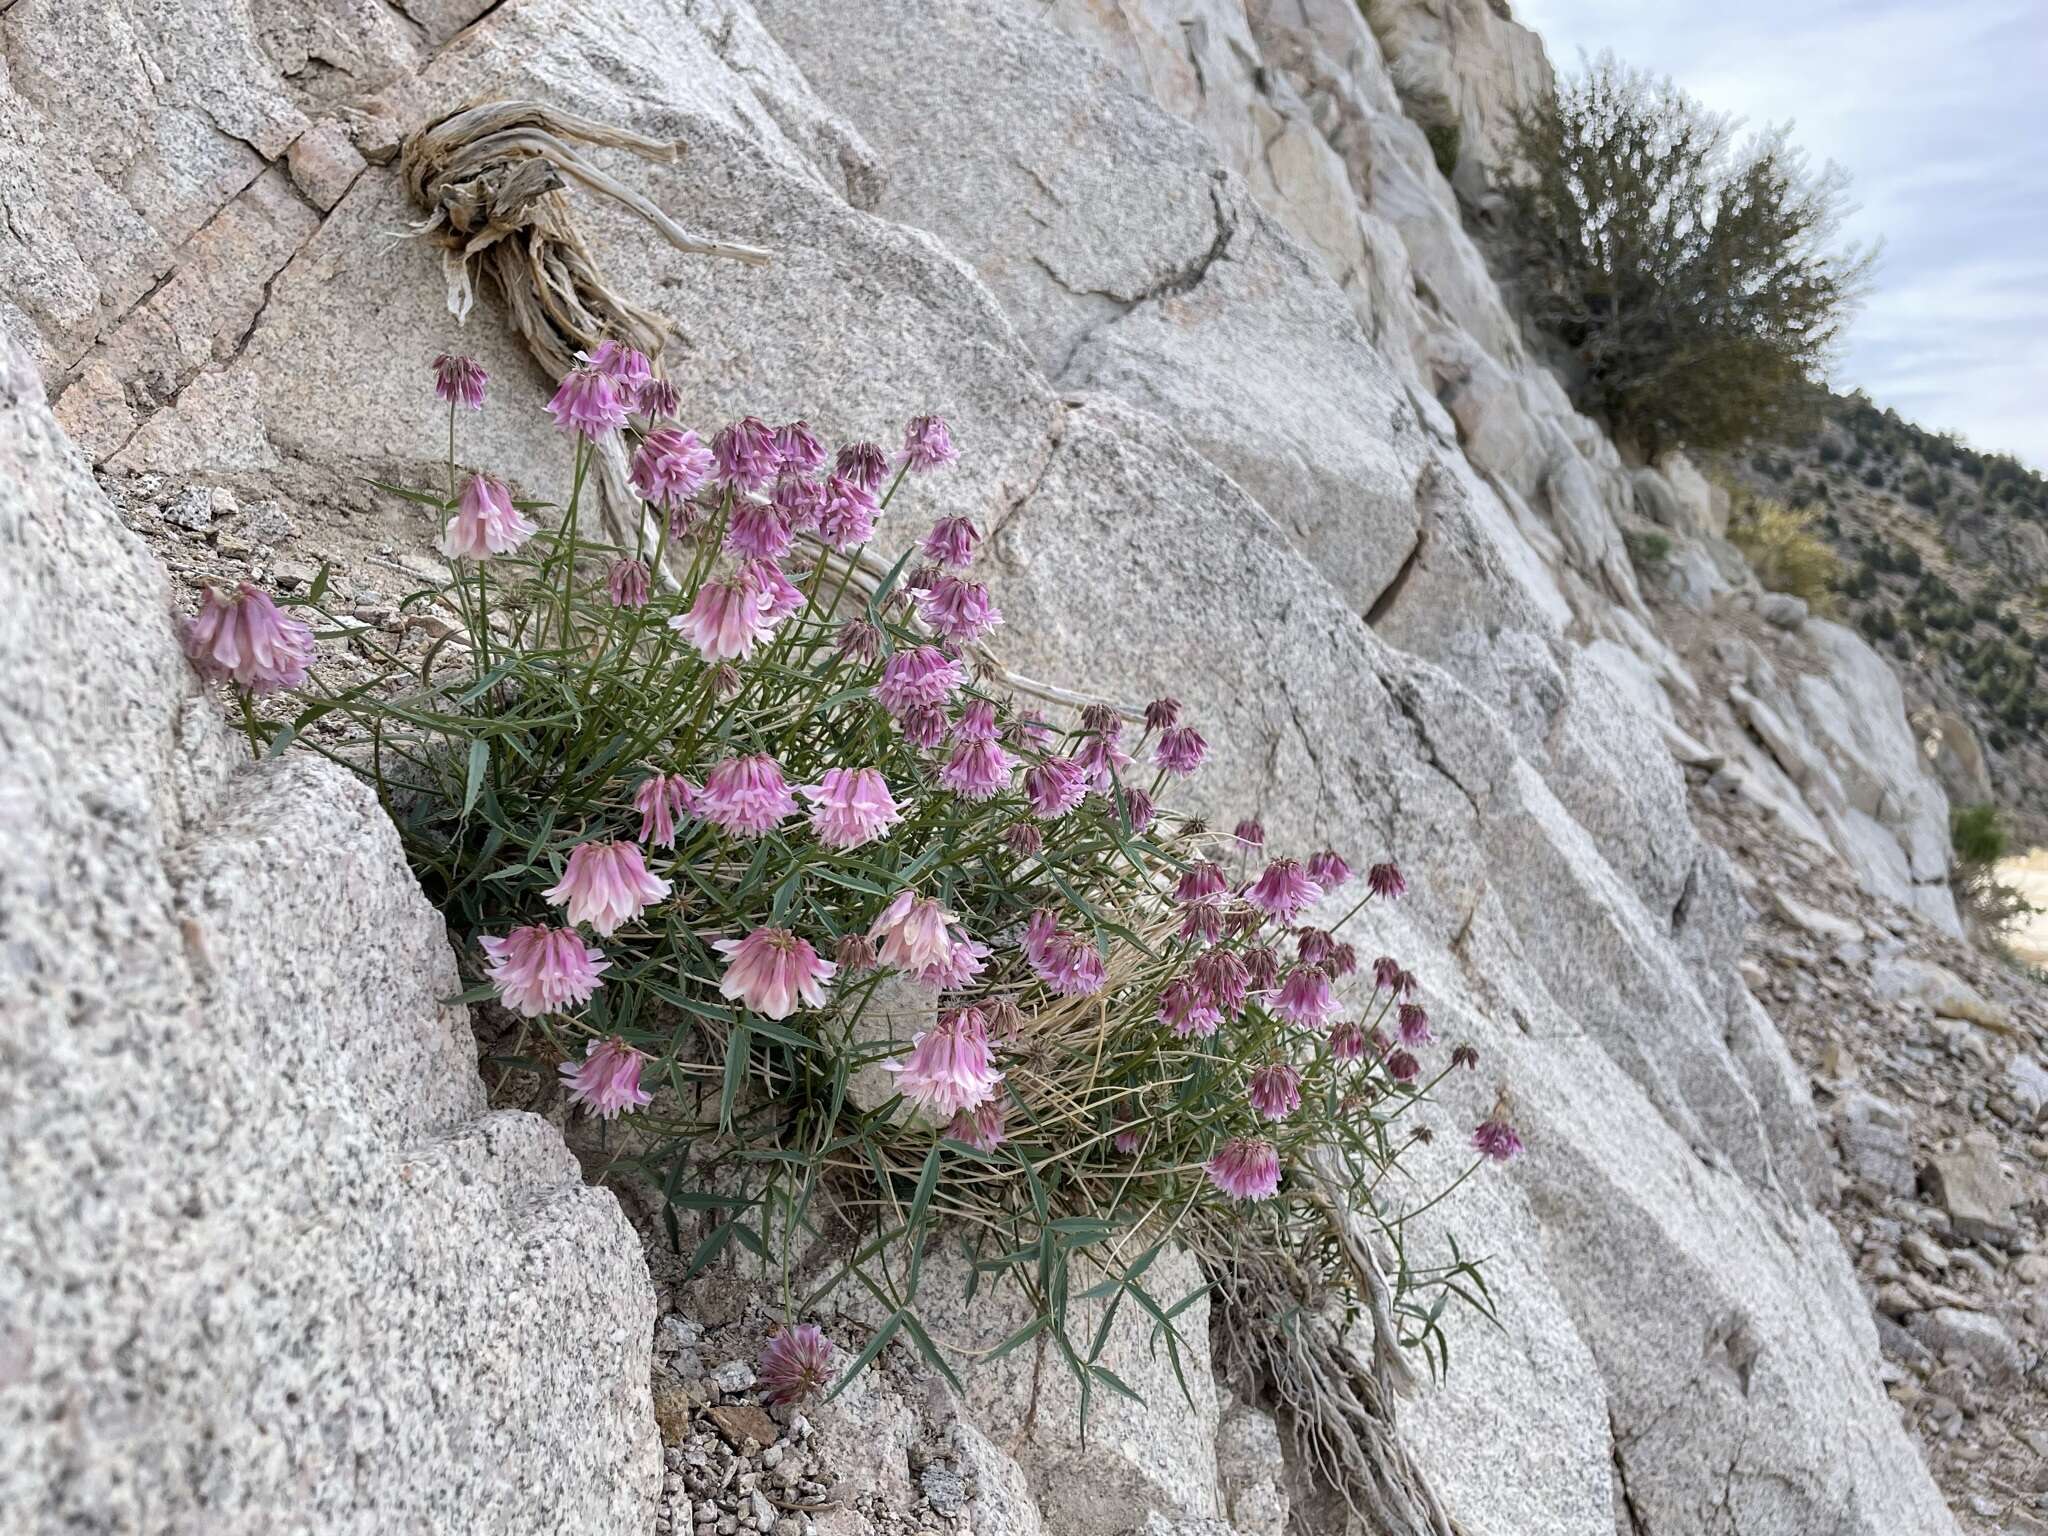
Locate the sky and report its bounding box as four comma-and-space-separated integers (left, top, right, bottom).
1512, 0, 2048, 469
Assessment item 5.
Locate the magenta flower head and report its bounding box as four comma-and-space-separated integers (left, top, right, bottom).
607, 558, 652, 609
759, 1323, 835, 1406
1114, 1124, 1145, 1157
558, 1035, 653, 1118
639, 378, 679, 421
544, 838, 672, 937
1153, 725, 1208, 777
1296, 928, 1336, 968
1247, 1063, 1303, 1121
1307, 850, 1353, 889
916, 928, 990, 991
1191, 948, 1250, 1019
875, 646, 966, 718
670, 569, 773, 662
1247, 859, 1322, 924
885, 1005, 1004, 1118
698, 753, 797, 838
1004, 822, 1044, 858
183, 582, 315, 696
835, 440, 889, 489
1075, 730, 1134, 793
1384, 1048, 1421, 1085
1327, 942, 1359, 978
1179, 899, 1223, 945
774, 471, 825, 531
712, 416, 781, 493
1025, 914, 1106, 997
630, 426, 714, 509
940, 738, 1015, 801
1023, 756, 1088, 820
922, 515, 981, 568
713, 926, 836, 1020
442, 472, 538, 560
546, 365, 628, 439
726, 500, 794, 560
1158, 976, 1221, 1038
1328, 1019, 1368, 1063
432, 353, 488, 410
1241, 944, 1281, 994
634, 773, 695, 848
581, 339, 652, 405
1398, 1002, 1434, 1046
1452, 1044, 1480, 1071
1143, 698, 1181, 732
798, 767, 903, 850
947, 1099, 1008, 1152
1272, 965, 1337, 1030
1366, 861, 1407, 901
870, 889, 959, 975
1118, 786, 1155, 834
1473, 1095, 1522, 1163
1233, 819, 1266, 849
952, 700, 999, 742
900, 413, 959, 473
898, 704, 949, 751
815, 472, 880, 551
835, 618, 882, 666
1205, 1137, 1282, 1202
918, 575, 1002, 644
742, 558, 804, 624
1176, 863, 1229, 903
773, 419, 826, 473
1373, 957, 1419, 998
481, 924, 609, 1017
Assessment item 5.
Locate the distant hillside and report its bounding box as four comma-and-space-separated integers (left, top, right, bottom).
1731, 394, 2048, 843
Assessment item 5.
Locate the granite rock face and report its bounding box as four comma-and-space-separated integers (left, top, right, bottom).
0, 342, 659, 1533
0, 2, 1978, 1535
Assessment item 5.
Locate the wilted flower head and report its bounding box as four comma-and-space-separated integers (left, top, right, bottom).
1307, 850, 1353, 888
1328, 1019, 1368, 1063
581, 339, 652, 406
1296, 928, 1336, 968
481, 924, 609, 1017
773, 419, 826, 473
1024, 909, 1107, 997
1233, 819, 1266, 849
835, 618, 882, 665
1153, 725, 1207, 777
759, 1324, 834, 1406
712, 416, 781, 493
875, 646, 966, 718
835, 440, 889, 489
900, 414, 959, 472
638, 377, 679, 421
630, 426, 714, 508
1247, 1063, 1303, 1122
1179, 899, 1223, 945
797, 767, 903, 850
544, 839, 671, 936
1272, 965, 1337, 1030
432, 352, 488, 410
1473, 1094, 1523, 1163
940, 737, 1015, 801
1373, 957, 1419, 998
713, 926, 836, 1020
773, 471, 825, 530
1241, 943, 1281, 993
1452, 1044, 1480, 1071
1366, 861, 1407, 901
634, 773, 695, 848
815, 472, 880, 550
886, 1005, 1003, 1118
183, 582, 315, 696
546, 366, 629, 439
1246, 859, 1321, 924
1144, 697, 1181, 732
1004, 822, 1044, 857
1397, 1001, 1434, 1046
921, 515, 981, 568
947, 1099, 1008, 1152
1022, 755, 1088, 820
870, 889, 959, 974
1327, 941, 1359, 978
607, 558, 651, 609
1176, 863, 1229, 903
835, 933, 880, 974
1205, 1137, 1281, 1202
898, 704, 950, 751
918, 575, 1002, 643
558, 1035, 652, 1118
1113, 1124, 1145, 1157
1384, 1048, 1420, 1085
1009, 709, 1054, 749
1118, 786, 1156, 834
698, 754, 797, 838
1191, 948, 1251, 1019
1158, 976, 1221, 1038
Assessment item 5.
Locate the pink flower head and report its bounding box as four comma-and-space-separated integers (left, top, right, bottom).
875, 646, 966, 717
1328, 1020, 1368, 1063
1366, 862, 1407, 901
947, 1099, 1008, 1152
546, 366, 629, 439
773, 419, 826, 473
921, 516, 981, 568
898, 705, 950, 750
481, 924, 609, 1017
870, 890, 959, 974
1373, 957, 1419, 998
1241, 944, 1281, 993
885, 1005, 1003, 1118
1144, 698, 1181, 732
773, 471, 825, 531
900, 414, 958, 472
1180, 899, 1223, 944
183, 582, 315, 696
917, 575, 1002, 643
836, 934, 880, 974
1158, 976, 1221, 1038
916, 929, 990, 991
441, 472, 538, 560
432, 353, 487, 410
1473, 1095, 1522, 1162
798, 767, 903, 850
1025, 914, 1106, 997
1384, 1049, 1420, 1085
1023, 908, 1060, 969
953, 700, 999, 742
544, 838, 671, 936
1307, 850, 1353, 888
815, 472, 880, 550
1233, 819, 1266, 849
582, 339, 652, 402
726, 499, 794, 560
1452, 1044, 1480, 1071
742, 558, 805, 624
1272, 965, 1337, 1030
1205, 1137, 1281, 1202
1247, 859, 1322, 924
1004, 822, 1044, 857
1247, 1063, 1303, 1121
1397, 1002, 1433, 1046
836, 618, 882, 665
1118, 786, 1155, 834
608, 558, 651, 609
634, 773, 695, 848
558, 1035, 653, 1118
1327, 942, 1359, 978
713, 926, 836, 1020
713, 416, 781, 493
1023, 756, 1088, 820
759, 1324, 835, 1406
1075, 730, 1134, 793
1113, 1124, 1145, 1157
1153, 725, 1208, 777
835, 440, 889, 489
940, 738, 1015, 800
1191, 949, 1251, 1019
630, 426, 714, 508
638, 378, 679, 421
670, 569, 776, 662
1296, 929, 1336, 969
698, 754, 797, 838
1176, 863, 1229, 903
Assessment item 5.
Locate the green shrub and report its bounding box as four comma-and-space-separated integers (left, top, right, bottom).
1726, 494, 1842, 610
1623, 527, 1672, 579
1425, 119, 1463, 181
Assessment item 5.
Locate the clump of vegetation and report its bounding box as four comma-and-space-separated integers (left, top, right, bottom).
1499, 56, 1869, 457
1622, 528, 1672, 582
1951, 804, 2039, 943
1424, 120, 1463, 182
1725, 493, 1842, 611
